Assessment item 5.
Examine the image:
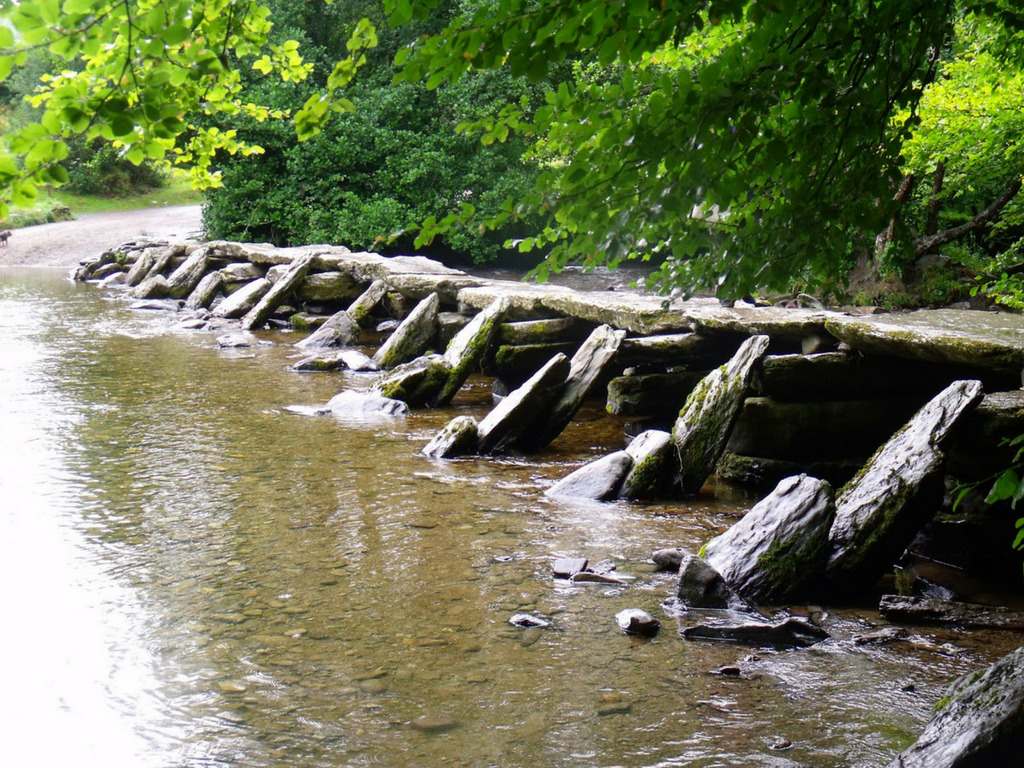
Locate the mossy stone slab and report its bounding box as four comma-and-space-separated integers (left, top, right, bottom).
826, 309, 1024, 375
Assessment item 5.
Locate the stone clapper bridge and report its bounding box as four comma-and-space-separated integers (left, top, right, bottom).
74, 239, 1024, 762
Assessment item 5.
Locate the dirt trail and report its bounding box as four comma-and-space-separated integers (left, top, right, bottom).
0, 205, 204, 268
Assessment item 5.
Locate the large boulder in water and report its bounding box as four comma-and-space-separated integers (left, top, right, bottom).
545, 451, 633, 501
886, 646, 1024, 767
703, 474, 835, 603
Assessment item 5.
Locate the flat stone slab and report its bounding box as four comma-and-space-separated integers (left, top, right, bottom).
827, 309, 1024, 376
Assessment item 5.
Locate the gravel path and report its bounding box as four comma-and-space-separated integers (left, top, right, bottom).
0, 205, 204, 268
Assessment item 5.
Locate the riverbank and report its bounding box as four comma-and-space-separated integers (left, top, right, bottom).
0, 205, 203, 268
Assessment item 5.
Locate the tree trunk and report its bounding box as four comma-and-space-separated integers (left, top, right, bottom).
874, 174, 916, 256
924, 161, 945, 236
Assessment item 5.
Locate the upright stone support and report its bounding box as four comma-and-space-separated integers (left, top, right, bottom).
124, 250, 156, 287
672, 334, 771, 495
165, 246, 210, 299
295, 309, 358, 349
432, 297, 508, 406
825, 379, 985, 588
476, 354, 571, 454
618, 430, 674, 500
372, 292, 441, 369
184, 271, 224, 310
241, 252, 316, 330
212, 278, 270, 319
518, 324, 625, 450
347, 279, 389, 326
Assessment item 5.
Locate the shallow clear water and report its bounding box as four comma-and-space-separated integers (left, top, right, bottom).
1, 268, 1019, 768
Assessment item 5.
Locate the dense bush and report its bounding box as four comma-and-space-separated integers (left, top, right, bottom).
201, 0, 552, 264
202, 0, 548, 265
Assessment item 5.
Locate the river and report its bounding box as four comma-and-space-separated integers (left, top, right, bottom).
1, 267, 1017, 767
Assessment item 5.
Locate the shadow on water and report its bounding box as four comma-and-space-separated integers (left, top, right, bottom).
1, 268, 1020, 768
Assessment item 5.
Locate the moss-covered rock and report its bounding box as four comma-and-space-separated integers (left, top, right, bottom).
703, 474, 835, 603
372, 292, 441, 370
433, 297, 508, 407
825, 379, 985, 590
827, 309, 1024, 376
886, 645, 1024, 767
373, 355, 451, 407
606, 371, 708, 418
422, 415, 479, 458
346, 279, 389, 328
671, 334, 771, 495
619, 429, 673, 500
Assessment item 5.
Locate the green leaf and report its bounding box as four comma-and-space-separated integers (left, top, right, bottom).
987, 469, 1021, 504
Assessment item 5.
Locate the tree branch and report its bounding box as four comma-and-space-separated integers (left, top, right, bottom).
913, 177, 1022, 255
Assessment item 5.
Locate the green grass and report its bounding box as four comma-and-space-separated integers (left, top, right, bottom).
4, 171, 202, 228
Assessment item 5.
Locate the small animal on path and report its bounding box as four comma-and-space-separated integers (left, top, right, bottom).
0, 230, 10, 246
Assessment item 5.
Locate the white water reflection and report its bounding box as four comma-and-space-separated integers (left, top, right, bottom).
0, 275, 169, 767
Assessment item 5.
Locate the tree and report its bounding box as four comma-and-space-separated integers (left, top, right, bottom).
2, 0, 1023, 297
202, 0, 549, 263
894, 13, 1024, 267
0, 0, 372, 208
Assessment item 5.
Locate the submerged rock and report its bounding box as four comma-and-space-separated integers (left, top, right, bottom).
216, 331, 256, 349
552, 558, 588, 579
652, 548, 686, 572
326, 390, 409, 417
289, 349, 377, 373
703, 474, 835, 603
509, 613, 550, 628
886, 646, 1024, 767
681, 616, 828, 648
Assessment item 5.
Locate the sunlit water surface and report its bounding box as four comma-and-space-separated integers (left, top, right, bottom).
1, 268, 1019, 768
